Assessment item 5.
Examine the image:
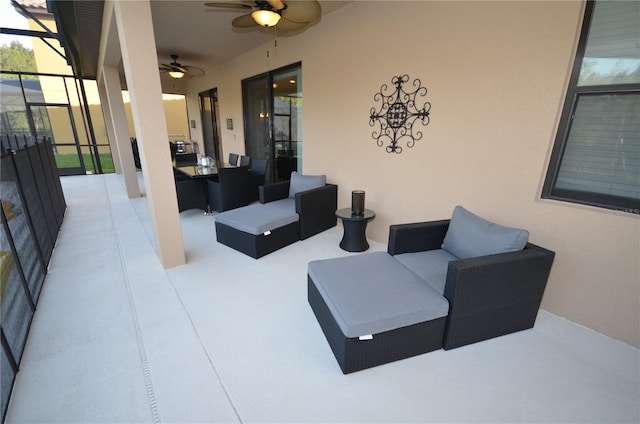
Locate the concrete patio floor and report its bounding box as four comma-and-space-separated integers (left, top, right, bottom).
5, 173, 639, 423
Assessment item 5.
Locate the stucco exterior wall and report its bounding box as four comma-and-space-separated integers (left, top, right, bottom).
184, 1, 639, 348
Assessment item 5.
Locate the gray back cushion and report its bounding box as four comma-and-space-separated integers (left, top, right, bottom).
441, 206, 529, 259
288, 171, 326, 198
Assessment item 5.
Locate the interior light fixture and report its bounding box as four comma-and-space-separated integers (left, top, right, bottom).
251, 9, 281, 27
168, 70, 185, 79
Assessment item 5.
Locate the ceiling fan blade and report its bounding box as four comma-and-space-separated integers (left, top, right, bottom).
276, 18, 308, 32
184, 66, 205, 77
267, 0, 286, 10
280, 0, 321, 23
232, 13, 259, 28
204, 2, 253, 10
160, 63, 188, 72
170, 64, 188, 72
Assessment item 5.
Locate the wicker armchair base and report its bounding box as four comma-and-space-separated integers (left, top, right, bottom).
308, 276, 446, 374
307, 211, 555, 373
215, 221, 299, 259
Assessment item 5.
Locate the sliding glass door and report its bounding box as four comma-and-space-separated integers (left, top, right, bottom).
242, 62, 302, 183
199, 88, 221, 161
242, 74, 270, 176
273, 64, 302, 182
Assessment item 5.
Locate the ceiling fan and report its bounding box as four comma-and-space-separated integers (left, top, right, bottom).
204, 0, 321, 32
159, 55, 205, 79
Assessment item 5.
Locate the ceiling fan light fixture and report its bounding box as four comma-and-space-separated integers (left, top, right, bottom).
251, 9, 281, 27
168, 70, 185, 79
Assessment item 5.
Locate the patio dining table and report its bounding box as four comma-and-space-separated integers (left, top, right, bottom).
174, 158, 226, 179
173, 159, 227, 214
174, 159, 253, 213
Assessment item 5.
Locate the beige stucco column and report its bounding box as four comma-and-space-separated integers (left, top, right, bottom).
98, 65, 140, 198
112, 0, 185, 268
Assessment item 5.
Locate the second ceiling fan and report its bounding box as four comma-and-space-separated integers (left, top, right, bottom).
159, 55, 205, 79
205, 0, 321, 32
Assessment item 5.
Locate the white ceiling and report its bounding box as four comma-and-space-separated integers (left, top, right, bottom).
150, 1, 351, 80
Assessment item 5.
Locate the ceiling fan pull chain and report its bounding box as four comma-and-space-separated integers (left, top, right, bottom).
274, 26, 278, 57
265, 25, 270, 59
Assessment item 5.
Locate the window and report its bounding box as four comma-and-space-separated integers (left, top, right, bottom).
542, 0, 640, 214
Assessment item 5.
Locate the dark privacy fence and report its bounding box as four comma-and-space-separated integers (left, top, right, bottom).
0, 137, 66, 421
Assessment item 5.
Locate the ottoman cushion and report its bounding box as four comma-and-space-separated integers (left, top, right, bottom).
308, 252, 449, 338
214, 203, 299, 236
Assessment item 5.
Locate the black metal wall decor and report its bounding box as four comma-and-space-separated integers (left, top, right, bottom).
369, 75, 431, 154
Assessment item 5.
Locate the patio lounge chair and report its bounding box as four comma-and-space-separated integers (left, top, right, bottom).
215, 172, 338, 258
308, 206, 555, 373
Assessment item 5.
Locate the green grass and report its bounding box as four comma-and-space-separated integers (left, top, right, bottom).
55, 153, 115, 174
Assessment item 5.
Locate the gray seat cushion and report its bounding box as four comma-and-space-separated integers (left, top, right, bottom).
308, 252, 449, 338
393, 249, 459, 294
266, 198, 296, 211
214, 203, 299, 236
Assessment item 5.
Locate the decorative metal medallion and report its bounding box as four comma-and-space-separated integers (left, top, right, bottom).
369, 75, 431, 154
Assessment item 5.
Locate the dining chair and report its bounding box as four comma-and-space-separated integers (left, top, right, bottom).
175, 177, 207, 212
228, 153, 239, 166
175, 152, 198, 166
248, 158, 268, 202
207, 166, 250, 212
131, 138, 142, 169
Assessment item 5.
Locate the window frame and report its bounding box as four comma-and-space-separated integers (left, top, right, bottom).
541, 0, 640, 215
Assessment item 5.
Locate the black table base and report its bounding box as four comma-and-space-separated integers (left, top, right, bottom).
336, 208, 375, 252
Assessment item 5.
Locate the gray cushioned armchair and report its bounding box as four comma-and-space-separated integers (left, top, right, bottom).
259, 177, 337, 240
308, 206, 556, 373
388, 217, 555, 350
215, 172, 338, 258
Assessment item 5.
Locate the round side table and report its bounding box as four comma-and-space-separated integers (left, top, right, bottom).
335, 208, 376, 252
